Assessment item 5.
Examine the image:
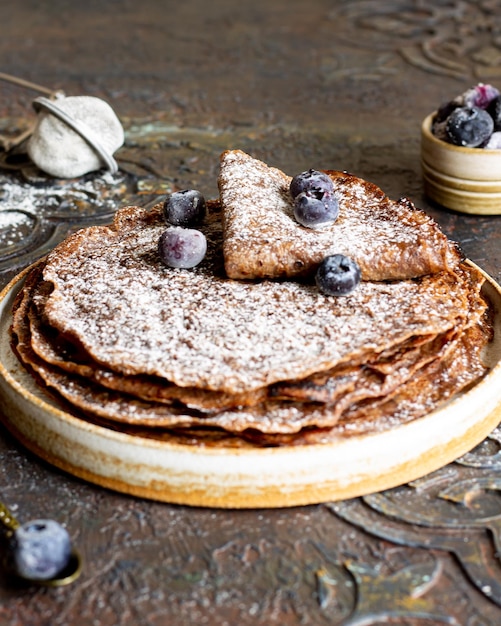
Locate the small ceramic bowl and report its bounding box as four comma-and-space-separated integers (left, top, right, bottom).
421, 112, 501, 214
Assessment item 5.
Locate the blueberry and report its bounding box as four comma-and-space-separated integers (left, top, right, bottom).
461, 83, 500, 109
432, 100, 461, 141
290, 169, 334, 198
158, 227, 207, 269
293, 189, 339, 229
484, 131, 501, 150
434, 99, 461, 126
445, 106, 494, 147
11, 519, 72, 581
315, 254, 361, 296
163, 190, 206, 227
487, 95, 501, 131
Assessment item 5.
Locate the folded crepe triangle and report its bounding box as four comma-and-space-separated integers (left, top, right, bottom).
218, 149, 462, 281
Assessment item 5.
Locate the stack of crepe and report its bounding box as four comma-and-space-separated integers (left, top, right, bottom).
10, 150, 493, 446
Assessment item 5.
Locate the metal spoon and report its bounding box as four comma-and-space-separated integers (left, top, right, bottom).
0, 500, 82, 587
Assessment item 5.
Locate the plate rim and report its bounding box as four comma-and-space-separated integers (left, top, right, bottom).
1, 262, 501, 508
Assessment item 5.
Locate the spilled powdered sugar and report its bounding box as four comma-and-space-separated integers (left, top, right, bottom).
0, 208, 34, 246
0, 171, 126, 256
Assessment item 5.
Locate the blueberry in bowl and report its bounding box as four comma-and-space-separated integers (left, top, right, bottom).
421, 82, 501, 215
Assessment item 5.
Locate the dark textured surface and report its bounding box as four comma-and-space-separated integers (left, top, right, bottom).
1, 1, 501, 624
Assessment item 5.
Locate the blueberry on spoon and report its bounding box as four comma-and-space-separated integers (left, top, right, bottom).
0, 500, 82, 586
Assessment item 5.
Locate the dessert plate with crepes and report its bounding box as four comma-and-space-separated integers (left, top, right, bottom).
1, 150, 500, 508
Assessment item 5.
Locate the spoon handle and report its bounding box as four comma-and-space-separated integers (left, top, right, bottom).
0, 501, 21, 533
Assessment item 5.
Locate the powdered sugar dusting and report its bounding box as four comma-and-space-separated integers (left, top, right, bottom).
41, 203, 473, 394
218, 150, 461, 281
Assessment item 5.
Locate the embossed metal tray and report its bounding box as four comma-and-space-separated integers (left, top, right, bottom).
1, 263, 501, 509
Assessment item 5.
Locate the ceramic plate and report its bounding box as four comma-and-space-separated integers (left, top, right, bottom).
1, 264, 501, 508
